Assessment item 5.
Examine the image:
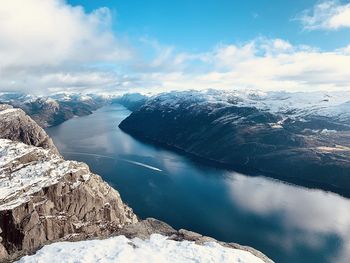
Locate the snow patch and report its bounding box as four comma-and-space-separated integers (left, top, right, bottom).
16, 234, 265, 263
0, 108, 19, 115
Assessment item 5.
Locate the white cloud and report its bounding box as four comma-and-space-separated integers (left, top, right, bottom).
134, 38, 350, 93
296, 1, 350, 30
1, 1, 350, 95
0, 0, 133, 94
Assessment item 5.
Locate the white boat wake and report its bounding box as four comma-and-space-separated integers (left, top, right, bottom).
119, 159, 163, 172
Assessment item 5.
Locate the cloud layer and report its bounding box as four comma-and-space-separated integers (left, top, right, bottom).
297, 0, 350, 30
0, 0, 132, 94
0, 0, 350, 94
135, 38, 350, 93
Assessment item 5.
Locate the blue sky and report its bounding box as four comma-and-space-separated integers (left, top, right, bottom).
1, 0, 350, 94
67, 0, 350, 51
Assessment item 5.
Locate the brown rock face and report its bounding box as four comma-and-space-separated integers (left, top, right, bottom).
0, 104, 58, 154
0, 140, 137, 262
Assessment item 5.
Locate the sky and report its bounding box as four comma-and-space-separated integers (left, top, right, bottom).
1, 0, 350, 94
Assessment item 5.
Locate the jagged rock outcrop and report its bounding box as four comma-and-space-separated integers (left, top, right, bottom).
0, 139, 137, 262
0, 105, 58, 154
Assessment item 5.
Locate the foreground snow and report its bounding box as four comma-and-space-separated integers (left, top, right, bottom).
17, 234, 264, 263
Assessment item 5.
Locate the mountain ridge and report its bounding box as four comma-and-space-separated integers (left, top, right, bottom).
119, 89, 350, 196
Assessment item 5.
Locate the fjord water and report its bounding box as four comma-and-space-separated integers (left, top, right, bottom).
47, 105, 350, 263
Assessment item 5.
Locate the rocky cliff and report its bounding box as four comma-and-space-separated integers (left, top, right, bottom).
0, 105, 138, 262
0, 138, 138, 262
0, 105, 58, 154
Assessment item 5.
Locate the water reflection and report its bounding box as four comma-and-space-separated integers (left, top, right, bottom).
225, 173, 350, 262
47, 105, 350, 263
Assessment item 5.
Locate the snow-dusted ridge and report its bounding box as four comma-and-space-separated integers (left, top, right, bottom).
16, 234, 264, 263
145, 89, 350, 121
120, 89, 350, 195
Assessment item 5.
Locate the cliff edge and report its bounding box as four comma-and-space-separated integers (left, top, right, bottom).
0, 105, 138, 262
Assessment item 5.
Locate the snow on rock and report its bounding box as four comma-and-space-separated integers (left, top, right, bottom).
17, 234, 265, 263
0, 103, 138, 262
0, 108, 18, 115
0, 138, 137, 261
0, 139, 83, 210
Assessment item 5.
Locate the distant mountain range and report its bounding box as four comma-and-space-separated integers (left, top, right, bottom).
119, 89, 350, 195
0, 92, 147, 127
0, 92, 106, 127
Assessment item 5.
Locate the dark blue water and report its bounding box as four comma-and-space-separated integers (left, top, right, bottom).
47, 105, 350, 263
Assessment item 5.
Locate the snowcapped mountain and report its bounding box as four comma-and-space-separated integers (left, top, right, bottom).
0, 91, 149, 127
0, 92, 110, 127
120, 89, 350, 196
144, 89, 350, 125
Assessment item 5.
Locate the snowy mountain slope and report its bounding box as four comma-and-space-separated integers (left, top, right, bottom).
143, 89, 350, 124
120, 89, 350, 195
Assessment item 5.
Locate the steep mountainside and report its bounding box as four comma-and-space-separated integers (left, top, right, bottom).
0, 105, 138, 261
0, 105, 58, 154
0, 140, 137, 262
119, 90, 350, 195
